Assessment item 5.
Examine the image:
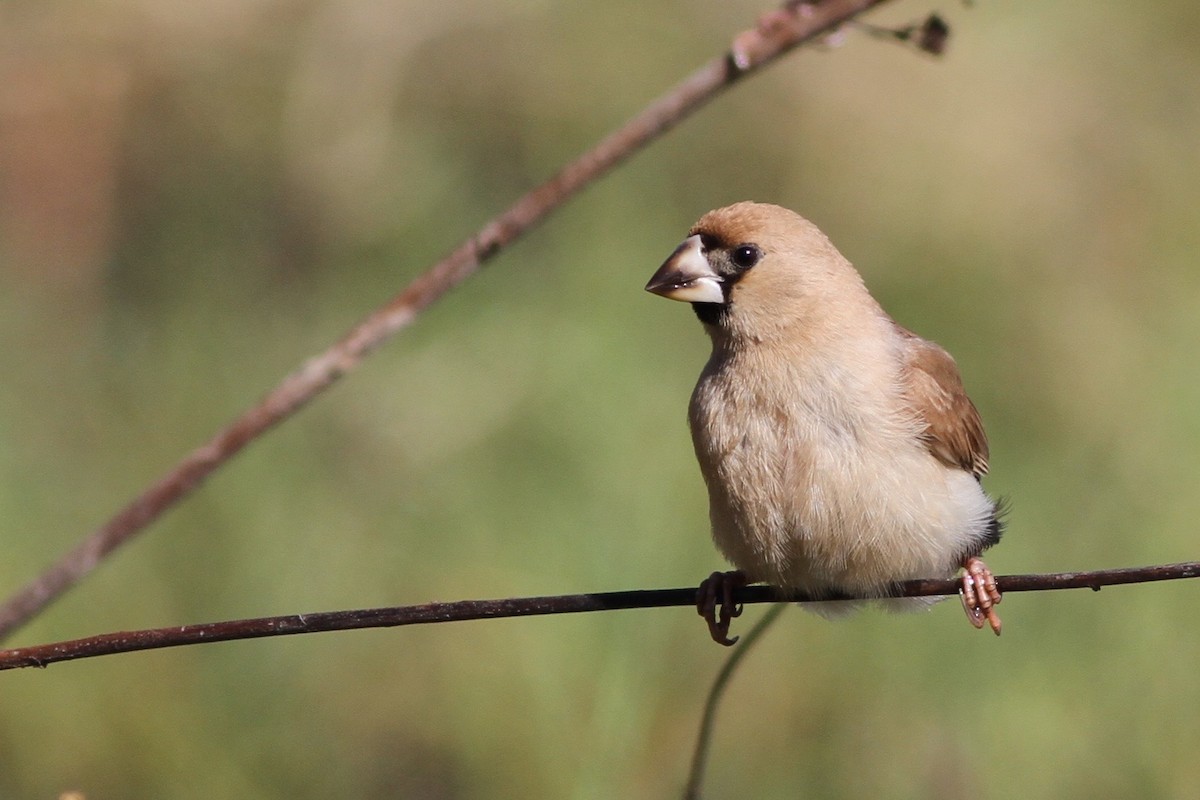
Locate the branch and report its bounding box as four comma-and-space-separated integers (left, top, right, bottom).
0, 0, 895, 642
1, 562, 1196, 671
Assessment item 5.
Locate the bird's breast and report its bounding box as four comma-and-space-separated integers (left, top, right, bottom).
688, 352, 992, 594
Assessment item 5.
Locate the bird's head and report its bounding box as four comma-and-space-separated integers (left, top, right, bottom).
645, 202, 869, 340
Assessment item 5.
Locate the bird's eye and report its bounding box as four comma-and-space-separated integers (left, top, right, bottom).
730, 244, 761, 270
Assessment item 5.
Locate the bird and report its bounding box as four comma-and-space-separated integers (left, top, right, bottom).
645, 202, 1003, 646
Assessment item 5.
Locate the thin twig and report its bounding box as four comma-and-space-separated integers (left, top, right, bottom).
0, 0, 894, 642
1, 562, 1196, 671
683, 603, 787, 800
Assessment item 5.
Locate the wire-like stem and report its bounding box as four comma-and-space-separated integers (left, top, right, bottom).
683, 603, 787, 800
1, 562, 1196, 671
0, 0, 894, 643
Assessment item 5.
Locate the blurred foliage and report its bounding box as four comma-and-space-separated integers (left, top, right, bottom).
1, 1, 1200, 798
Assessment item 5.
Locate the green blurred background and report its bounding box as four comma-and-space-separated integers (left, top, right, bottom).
2, 1, 1199, 797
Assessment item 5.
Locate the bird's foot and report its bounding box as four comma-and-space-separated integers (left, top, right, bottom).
696, 570, 747, 646
960, 556, 1003, 635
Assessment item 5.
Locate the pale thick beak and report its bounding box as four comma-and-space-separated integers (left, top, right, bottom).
644, 235, 724, 304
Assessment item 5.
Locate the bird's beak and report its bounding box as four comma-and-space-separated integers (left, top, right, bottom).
645, 235, 724, 304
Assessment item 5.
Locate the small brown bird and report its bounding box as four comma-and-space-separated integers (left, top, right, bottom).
646, 202, 1003, 645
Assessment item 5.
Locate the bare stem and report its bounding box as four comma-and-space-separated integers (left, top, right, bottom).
683, 603, 787, 800
1, 562, 1196, 671
0, 0, 893, 642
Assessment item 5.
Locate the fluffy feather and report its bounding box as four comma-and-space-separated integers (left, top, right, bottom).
646, 202, 1002, 633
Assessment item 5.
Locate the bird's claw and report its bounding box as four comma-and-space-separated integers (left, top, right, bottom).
697, 570, 746, 646
960, 556, 1003, 635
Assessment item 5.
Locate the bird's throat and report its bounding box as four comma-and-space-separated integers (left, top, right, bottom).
691, 302, 727, 327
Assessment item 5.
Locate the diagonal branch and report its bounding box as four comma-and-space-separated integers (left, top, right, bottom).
2, 562, 1197, 671
0, 0, 895, 642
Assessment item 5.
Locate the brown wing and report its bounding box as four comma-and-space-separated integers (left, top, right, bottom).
895, 325, 989, 478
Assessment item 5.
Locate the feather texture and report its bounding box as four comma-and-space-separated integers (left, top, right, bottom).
647, 202, 1002, 611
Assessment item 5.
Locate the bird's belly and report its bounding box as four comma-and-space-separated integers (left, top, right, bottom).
698, 415, 993, 596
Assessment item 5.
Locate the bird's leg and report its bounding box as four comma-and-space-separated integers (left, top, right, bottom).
959, 556, 1003, 635
696, 570, 746, 646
